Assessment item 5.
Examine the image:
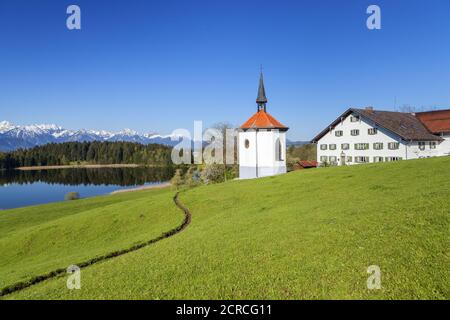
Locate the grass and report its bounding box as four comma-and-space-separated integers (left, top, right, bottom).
1, 157, 449, 299
0, 188, 184, 291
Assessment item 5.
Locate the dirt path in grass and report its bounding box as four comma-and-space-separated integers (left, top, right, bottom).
0, 192, 191, 298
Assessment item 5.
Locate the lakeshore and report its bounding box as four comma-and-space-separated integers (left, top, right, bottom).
0, 166, 174, 209
15, 164, 153, 171
110, 182, 171, 194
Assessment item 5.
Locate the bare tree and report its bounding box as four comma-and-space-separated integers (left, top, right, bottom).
211, 122, 238, 166
397, 104, 438, 113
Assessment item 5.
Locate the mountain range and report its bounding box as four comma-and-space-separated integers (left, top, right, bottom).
0, 121, 308, 152
0, 121, 181, 152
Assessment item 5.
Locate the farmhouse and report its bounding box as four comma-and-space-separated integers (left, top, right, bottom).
312, 107, 450, 166
238, 72, 289, 179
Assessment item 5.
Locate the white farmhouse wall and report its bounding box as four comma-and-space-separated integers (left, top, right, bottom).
406, 141, 441, 159
239, 130, 287, 179
438, 134, 450, 156
316, 113, 448, 166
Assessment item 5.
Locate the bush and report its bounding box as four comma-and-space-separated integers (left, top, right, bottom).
170, 169, 184, 189
319, 161, 331, 168
287, 157, 300, 172
184, 166, 201, 187
201, 164, 226, 184
65, 192, 80, 201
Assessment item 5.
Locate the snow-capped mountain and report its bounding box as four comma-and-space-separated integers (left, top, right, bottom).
0, 121, 181, 152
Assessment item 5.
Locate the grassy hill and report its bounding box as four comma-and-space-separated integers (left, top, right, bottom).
0, 189, 184, 292
1, 157, 449, 299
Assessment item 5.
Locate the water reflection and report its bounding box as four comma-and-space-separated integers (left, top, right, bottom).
0, 167, 174, 186
0, 167, 174, 209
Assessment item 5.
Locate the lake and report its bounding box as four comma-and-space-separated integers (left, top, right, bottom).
0, 167, 174, 210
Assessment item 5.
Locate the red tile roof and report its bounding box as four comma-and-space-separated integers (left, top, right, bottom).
415, 110, 450, 134
297, 160, 318, 168
240, 109, 288, 130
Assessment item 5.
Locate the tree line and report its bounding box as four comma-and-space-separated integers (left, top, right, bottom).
0, 141, 173, 169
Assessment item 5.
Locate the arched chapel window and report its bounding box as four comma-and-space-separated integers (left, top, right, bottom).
275, 138, 283, 161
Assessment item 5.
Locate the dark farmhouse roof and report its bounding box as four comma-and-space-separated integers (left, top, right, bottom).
311, 108, 443, 143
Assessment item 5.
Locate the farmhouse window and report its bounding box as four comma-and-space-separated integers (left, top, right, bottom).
350, 115, 360, 122
368, 128, 378, 135
430, 141, 437, 149
355, 143, 369, 150
388, 142, 400, 150
351, 129, 360, 136
385, 157, 402, 162
329, 144, 337, 150
419, 142, 426, 151
335, 130, 343, 137
341, 143, 350, 150
320, 144, 327, 150
373, 142, 383, 150
355, 156, 370, 163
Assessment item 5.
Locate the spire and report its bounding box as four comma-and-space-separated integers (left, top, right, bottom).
256, 68, 268, 111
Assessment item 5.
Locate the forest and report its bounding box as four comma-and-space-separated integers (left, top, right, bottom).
0, 141, 173, 169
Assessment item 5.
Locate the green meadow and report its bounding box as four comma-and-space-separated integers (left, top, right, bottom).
1, 157, 449, 299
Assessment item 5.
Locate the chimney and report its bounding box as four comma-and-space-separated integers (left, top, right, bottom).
365, 106, 374, 112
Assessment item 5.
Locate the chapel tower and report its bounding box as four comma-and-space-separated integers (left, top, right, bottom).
238, 72, 289, 179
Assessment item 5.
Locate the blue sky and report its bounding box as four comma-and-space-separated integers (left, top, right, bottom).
0, 0, 449, 140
